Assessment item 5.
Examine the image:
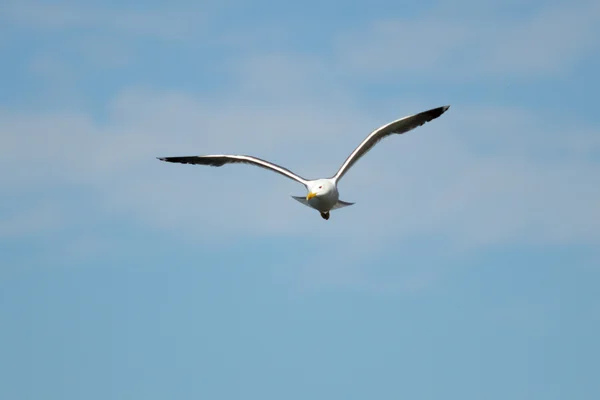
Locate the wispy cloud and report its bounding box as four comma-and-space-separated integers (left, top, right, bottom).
1, 0, 599, 286
2, 76, 598, 250
334, 1, 600, 79
481, 1, 600, 75
2, 1, 220, 39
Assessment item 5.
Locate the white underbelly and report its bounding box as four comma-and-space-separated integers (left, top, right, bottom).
308, 191, 339, 212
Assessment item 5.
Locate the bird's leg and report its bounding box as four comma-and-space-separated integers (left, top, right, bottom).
320, 211, 330, 220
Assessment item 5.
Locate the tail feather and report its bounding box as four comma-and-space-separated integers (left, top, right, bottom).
291, 196, 311, 208
331, 200, 354, 210
291, 196, 354, 211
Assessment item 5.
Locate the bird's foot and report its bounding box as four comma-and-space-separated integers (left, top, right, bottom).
320, 212, 330, 220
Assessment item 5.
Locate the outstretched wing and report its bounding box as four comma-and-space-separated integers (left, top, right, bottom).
332, 105, 450, 183
158, 155, 308, 186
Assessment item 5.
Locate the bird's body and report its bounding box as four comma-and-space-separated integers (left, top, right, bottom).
304, 179, 339, 219
158, 105, 450, 220
306, 179, 339, 212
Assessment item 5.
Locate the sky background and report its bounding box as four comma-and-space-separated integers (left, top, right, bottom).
1, 0, 599, 399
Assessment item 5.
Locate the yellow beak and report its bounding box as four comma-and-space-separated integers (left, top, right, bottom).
306, 192, 317, 200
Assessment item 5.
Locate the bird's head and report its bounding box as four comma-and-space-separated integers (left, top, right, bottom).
306, 180, 333, 200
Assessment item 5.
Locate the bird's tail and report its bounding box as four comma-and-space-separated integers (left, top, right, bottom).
291, 196, 354, 210
331, 200, 354, 210
291, 196, 311, 208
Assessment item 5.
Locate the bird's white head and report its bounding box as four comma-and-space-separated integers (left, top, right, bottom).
306, 179, 335, 200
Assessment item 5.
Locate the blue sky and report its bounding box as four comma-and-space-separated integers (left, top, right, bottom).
1, 0, 599, 399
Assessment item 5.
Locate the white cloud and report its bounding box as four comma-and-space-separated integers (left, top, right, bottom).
1, 1, 220, 39
334, 1, 600, 79
2, 80, 598, 251
481, 1, 600, 75
333, 16, 468, 75
2, 5, 599, 285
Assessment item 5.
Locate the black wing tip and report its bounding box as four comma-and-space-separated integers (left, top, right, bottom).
157, 156, 195, 164
425, 105, 451, 120
157, 156, 178, 163
435, 104, 451, 114
156, 155, 228, 167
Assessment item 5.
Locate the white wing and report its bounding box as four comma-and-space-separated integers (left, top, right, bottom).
157, 154, 308, 186
332, 105, 450, 183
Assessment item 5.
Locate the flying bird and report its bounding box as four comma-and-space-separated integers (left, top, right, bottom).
158, 105, 450, 220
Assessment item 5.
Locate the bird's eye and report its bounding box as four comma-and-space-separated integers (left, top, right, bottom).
318, 186, 322, 189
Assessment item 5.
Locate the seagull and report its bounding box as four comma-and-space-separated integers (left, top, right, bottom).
158, 105, 450, 220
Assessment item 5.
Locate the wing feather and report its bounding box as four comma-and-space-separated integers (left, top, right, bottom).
332, 105, 450, 182
158, 155, 308, 186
